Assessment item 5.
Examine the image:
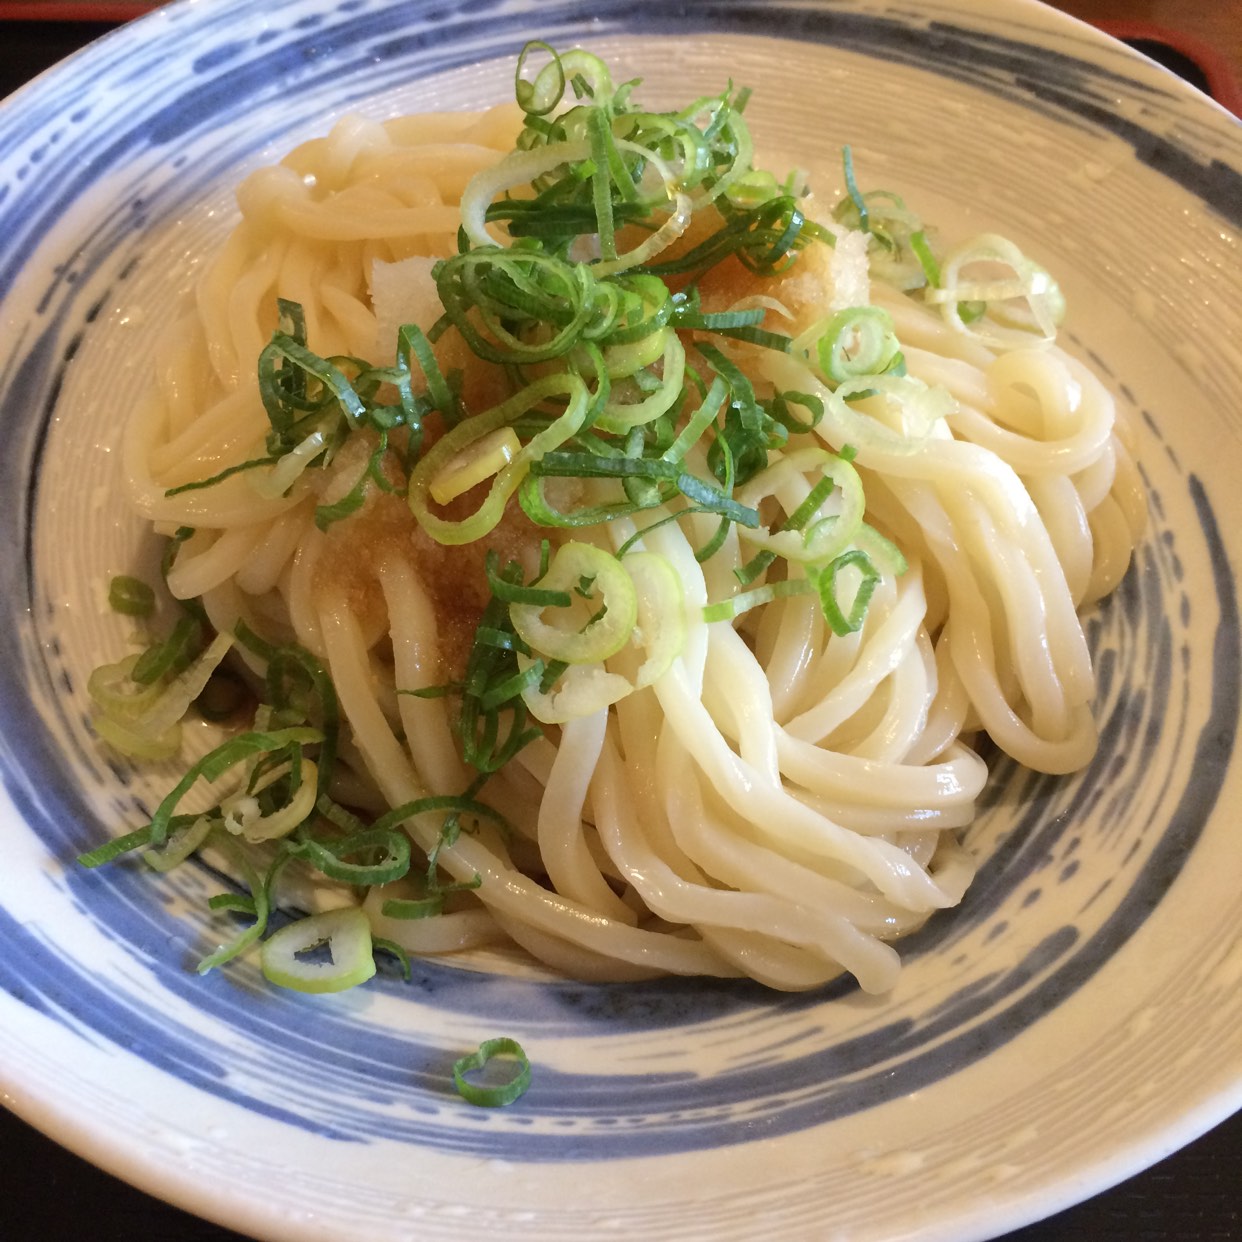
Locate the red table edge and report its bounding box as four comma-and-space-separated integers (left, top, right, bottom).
0, 2, 157, 21
1095, 18, 1242, 117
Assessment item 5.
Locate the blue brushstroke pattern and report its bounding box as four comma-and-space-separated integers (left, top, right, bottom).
0, 0, 1238, 1165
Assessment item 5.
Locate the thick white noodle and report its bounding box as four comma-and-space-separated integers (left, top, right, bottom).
120, 105, 1144, 991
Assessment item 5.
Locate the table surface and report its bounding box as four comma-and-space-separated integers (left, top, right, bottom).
1, 3, 1240, 1240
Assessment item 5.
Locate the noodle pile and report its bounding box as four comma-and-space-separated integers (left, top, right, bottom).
111, 58, 1145, 994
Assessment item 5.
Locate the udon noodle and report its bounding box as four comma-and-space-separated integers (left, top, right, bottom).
105, 52, 1146, 994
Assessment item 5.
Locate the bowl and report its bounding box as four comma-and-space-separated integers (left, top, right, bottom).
1, 1, 1240, 1239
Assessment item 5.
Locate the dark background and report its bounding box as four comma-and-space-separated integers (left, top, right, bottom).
1, 11, 1239, 1242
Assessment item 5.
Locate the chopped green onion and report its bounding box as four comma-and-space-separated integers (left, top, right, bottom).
289, 826, 411, 886
675, 473, 760, 528
453, 1037, 532, 1107
372, 937, 413, 980
381, 895, 446, 920
164, 454, 283, 496
260, 907, 377, 994
910, 229, 941, 286
812, 549, 881, 636
142, 814, 213, 873
510, 541, 638, 664
208, 892, 257, 915
77, 824, 158, 869
108, 576, 155, 617
131, 615, 203, 685
408, 371, 590, 546
704, 577, 814, 623
813, 307, 902, 385
485, 549, 571, 608
841, 145, 869, 233
197, 840, 285, 973
146, 726, 322, 847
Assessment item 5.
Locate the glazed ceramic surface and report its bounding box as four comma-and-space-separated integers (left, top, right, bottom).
0, 1, 1240, 1239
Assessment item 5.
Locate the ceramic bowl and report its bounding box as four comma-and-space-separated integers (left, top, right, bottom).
1, 2, 1240, 1238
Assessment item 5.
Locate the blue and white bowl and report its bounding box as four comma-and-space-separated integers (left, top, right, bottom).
1, 2, 1240, 1238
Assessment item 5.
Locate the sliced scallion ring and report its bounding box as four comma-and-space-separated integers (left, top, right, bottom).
594, 332, 686, 434
624, 551, 686, 688
925, 233, 1065, 347
88, 654, 166, 718
92, 708, 182, 762
249, 428, 329, 499
811, 306, 902, 385
515, 42, 613, 116
220, 759, 318, 844
735, 447, 865, 564
408, 372, 590, 546
90, 632, 236, 762
509, 541, 638, 665
429, 427, 521, 506
812, 548, 882, 636
143, 814, 213, 873
519, 659, 632, 724
452, 1037, 532, 1107
459, 137, 594, 252
260, 907, 377, 994
822, 373, 955, 455
108, 575, 155, 616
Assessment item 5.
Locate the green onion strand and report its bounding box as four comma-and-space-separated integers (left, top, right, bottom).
108, 576, 155, 617
453, 1037, 532, 1107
